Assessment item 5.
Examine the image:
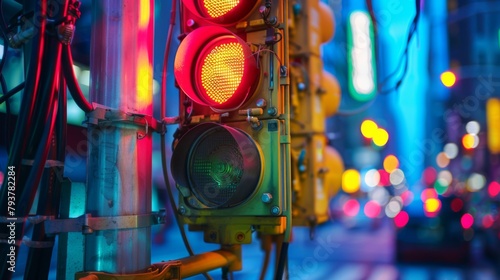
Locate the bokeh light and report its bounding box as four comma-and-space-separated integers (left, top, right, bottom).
467, 173, 486, 192
436, 152, 450, 168
385, 198, 402, 218
370, 187, 390, 205
482, 214, 495, 229
342, 169, 361, 193
461, 213, 474, 229
373, 128, 389, 147
423, 167, 437, 186
378, 169, 391, 186
394, 211, 409, 228
451, 198, 463, 212
389, 169, 405, 186
424, 198, 441, 213
343, 199, 360, 217
437, 170, 453, 186
433, 178, 449, 195
465, 121, 480, 135
462, 134, 479, 149
440, 71, 456, 87
443, 143, 459, 159
364, 169, 380, 188
488, 181, 500, 198
360, 120, 378, 139
400, 190, 414, 206
421, 188, 438, 202
383, 155, 399, 172
364, 200, 381, 218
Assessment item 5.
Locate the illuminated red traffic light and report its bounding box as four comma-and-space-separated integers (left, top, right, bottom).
174, 26, 259, 110
183, 0, 259, 25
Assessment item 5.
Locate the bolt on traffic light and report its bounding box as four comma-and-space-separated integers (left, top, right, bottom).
289, 1, 344, 228
171, 0, 291, 245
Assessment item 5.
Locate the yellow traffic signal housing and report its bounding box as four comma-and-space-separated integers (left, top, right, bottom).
289, 1, 344, 227
171, 0, 291, 245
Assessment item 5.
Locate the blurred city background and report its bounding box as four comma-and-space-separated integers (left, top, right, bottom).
2, 0, 500, 279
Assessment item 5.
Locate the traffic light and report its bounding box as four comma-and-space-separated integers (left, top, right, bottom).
171, 0, 291, 245
289, 1, 344, 228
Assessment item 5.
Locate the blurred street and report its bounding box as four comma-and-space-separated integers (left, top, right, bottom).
150, 218, 499, 280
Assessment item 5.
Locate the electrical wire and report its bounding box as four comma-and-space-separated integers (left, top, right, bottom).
0, 1, 48, 277
0, 0, 11, 152
0, 0, 9, 75
336, 96, 377, 116
274, 242, 289, 280
159, 0, 212, 279
0, 81, 25, 104
259, 235, 272, 280
61, 44, 92, 113
25, 73, 65, 279
377, 0, 421, 94
0, 0, 69, 278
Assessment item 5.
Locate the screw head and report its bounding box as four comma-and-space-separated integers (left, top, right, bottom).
298, 82, 306, 91
267, 107, 277, 116
235, 232, 245, 242
178, 206, 186, 215
256, 98, 267, 108
262, 193, 273, 203
271, 206, 280, 216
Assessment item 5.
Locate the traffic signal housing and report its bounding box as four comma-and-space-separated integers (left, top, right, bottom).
289, 1, 344, 228
171, 0, 291, 245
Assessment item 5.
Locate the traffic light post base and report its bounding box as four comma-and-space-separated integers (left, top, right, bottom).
76, 245, 242, 279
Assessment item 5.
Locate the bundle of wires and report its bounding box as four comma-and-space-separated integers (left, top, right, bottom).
0, 0, 91, 279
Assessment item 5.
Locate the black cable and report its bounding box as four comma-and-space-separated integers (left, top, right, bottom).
159, 1, 211, 279
61, 44, 93, 113
0, 81, 24, 104
274, 242, 289, 280
24, 74, 65, 280
0, 0, 9, 76
377, 0, 421, 94
0, 1, 48, 278
0, 75, 10, 150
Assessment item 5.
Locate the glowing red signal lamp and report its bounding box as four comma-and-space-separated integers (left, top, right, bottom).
174, 26, 260, 110
182, 0, 260, 25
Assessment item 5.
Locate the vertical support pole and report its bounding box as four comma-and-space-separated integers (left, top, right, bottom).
85, 0, 154, 273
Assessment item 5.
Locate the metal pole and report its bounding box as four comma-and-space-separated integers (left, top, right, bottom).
85, 0, 154, 273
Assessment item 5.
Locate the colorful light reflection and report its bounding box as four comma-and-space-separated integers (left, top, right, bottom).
394, 211, 409, 228
343, 199, 360, 217
461, 213, 474, 229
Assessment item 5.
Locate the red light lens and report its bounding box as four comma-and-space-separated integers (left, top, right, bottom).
182, 0, 259, 25
174, 26, 259, 110
199, 40, 245, 105
202, 0, 240, 18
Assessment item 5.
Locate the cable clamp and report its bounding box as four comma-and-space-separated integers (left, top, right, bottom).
0, 216, 26, 223
27, 215, 55, 225
22, 236, 54, 248
21, 159, 64, 169
45, 210, 167, 235
84, 105, 162, 135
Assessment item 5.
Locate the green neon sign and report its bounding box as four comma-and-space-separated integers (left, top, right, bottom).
347, 11, 377, 102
